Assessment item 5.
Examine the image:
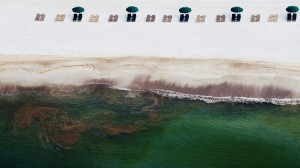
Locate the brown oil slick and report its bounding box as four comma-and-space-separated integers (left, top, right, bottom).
12, 104, 89, 149
12, 90, 165, 149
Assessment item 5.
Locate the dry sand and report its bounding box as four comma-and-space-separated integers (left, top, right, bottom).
0, 56, 300, 98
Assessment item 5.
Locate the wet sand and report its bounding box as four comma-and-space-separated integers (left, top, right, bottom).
0, 56, 300, 98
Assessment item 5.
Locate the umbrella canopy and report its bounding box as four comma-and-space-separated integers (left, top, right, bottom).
286, 6, 299, 13
72, 6, 85, 13
179, 7, 192, 13
231, 6, 243, 13
126, 6, 139, 13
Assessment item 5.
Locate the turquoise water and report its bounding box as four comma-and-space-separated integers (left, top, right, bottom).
0, 87, 300, 168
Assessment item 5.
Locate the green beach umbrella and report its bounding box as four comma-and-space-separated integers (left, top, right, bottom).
179, 7, 192, 13
72, 6, 85, 13
126, 6, 139, 13
286, 6, 299, 13
231, 6, 244, 13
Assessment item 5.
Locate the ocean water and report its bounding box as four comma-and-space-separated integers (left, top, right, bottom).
0, 86, 300, 168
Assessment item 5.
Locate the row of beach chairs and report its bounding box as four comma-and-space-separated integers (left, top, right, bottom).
35, 13, 292, 23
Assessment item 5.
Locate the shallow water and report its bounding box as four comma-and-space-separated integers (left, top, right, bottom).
0, 87, 300, 168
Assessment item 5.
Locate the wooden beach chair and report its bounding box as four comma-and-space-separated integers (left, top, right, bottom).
89, 15, 99, 22
292, 13, 297, 21
73, 14, 78, 21
237, 14, 241, 21
180, 14, 184, 22
251, 14, 260, 22
109, 14, 118, 22
127, 14, 132, 22
55, 14, 65, 22
78, 14, 83, 21
231, 14, 237, 22
146, 15, 155, 22
196, 15, 206, 22
132, 14, 137, 22
216, 15, 225, 22
163, 15, 172, 22
35, 13, 45, 21
268, 14, 278, 22
287, 13, 292, 21
184, 14, 189, 22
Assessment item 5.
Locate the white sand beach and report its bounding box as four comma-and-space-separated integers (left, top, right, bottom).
0, 0, 300, 101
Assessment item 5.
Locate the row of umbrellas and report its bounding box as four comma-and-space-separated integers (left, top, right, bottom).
72, 6, 300, 14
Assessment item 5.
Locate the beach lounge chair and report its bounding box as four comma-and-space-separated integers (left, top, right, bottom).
180, 14, 184, 22
89, 15, 99, 22
55, 14, 65, 22
292, 13, 297, 21
109, 14, 118, 22
250, 15, 255, 22
132, 14, 137, 22
287, 13, 292, 21
237, 14, 241, 21
221, 15, 226, 21
35, 13, 40, 21
231, 14, 236, 21
109, 15, 114, 22
40, 14, 45, 21
114, 15, 119, 22
196, 15, 206, 22
127, 14, 132, 22
216, 15, 225, 22
151, 15, 156, 22
268, 14, 278, 22
78, 14, 83, 21
251, 14, 260, 22
274, 15, 278, 22
73, 14, 78, 21
146, 15, 155, 22
163, 15, 172, 22
146, 15, 151, 22
184, 14, 189, 22
35, 13, 45, 21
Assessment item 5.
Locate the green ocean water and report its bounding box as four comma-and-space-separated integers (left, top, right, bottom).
0, 87, 300, 168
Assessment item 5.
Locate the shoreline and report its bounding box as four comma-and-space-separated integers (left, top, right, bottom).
1, 56, 300, 101
150, 89, 300, 105
1, 83, 300, 105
